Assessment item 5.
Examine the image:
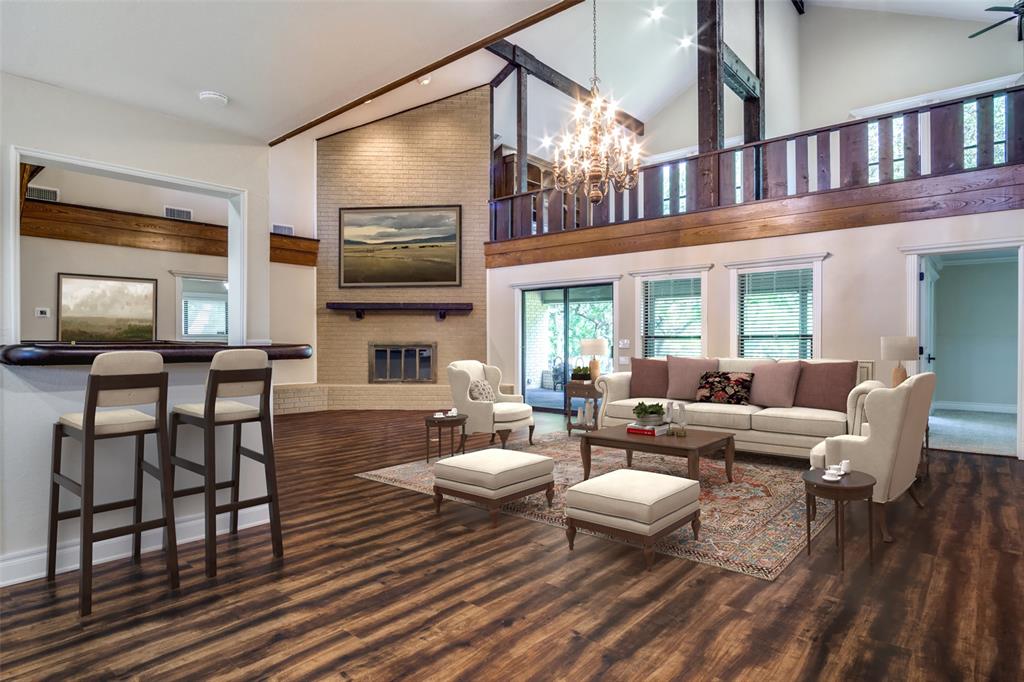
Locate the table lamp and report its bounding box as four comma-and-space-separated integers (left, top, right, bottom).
580, 338, 609, 380
880, 336, 918, 386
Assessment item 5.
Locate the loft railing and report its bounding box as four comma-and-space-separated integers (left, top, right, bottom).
490, 85, 1023, 242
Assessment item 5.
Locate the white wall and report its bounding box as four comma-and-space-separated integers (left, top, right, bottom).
29, 167, 229, 225
934, 260, 1019, 409
797, 6, 1020, 130
486, 210, 1024, 391
0, 73, 277, 582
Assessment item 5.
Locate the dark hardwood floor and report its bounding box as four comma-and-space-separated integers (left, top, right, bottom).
1, 409, 1021, 680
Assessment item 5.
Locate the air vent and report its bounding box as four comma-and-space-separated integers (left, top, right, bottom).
164, 206, 193, 221
26, 186, 59, 202
271, 223, 295, 236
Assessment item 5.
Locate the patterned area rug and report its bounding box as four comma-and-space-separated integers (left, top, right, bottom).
357, 433, 834, 580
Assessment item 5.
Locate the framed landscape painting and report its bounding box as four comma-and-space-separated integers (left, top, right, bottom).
57, 273, 157, 342
339, 206, 461, 287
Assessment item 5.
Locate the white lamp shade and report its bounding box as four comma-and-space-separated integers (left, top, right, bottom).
880, 336, 918, 361
580, 338, 610, 356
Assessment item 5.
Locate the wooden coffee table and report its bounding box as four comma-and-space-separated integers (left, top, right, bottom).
579, 425, 734, 482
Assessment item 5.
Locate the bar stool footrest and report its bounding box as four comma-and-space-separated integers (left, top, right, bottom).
170, 456, 206, 476
92, 517, 168, 543
240, 446, 265, 465
56, 497, 139, 521
53, 472, 82, 497
215, 495, 271, 514
174, 480, 236, 498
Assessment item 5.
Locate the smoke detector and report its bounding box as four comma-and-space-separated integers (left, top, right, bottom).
198, 90, 229, 106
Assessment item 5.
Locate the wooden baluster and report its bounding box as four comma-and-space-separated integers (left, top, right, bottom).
592, 193, 610, 226
547, 190, 564, 232
667, 162, 680, 214
493, 200, 511, 241
977, 96, 994, 168
816, 131, 832, 191
513, 194, 532, 238
642, 166, 662, 219
878, 117, 893, 183
718, 151, 736, 207
628, 185, 639, 222
614, 189, 626, 222
742, 147, 758, 203
764, 140, 788, 198
904, 113, 921, 179
576, 189, 590, 228
685, 159, 698, 212
1010, 90, 1024, 164
695, 155, 719, 209
930, 102, 963, 174
840, 122, 869, 187
794, 136, 809, 195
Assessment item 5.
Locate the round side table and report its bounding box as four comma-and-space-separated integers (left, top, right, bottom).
425, 414, 468, 463
802, 469, 876, 571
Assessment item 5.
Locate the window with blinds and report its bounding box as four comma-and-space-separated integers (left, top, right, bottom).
180, 277, 228, 339
641, 277, 702, 358
738, 267, 813, 359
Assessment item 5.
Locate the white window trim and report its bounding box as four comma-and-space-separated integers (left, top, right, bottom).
631, 264, 712, 359
173, 271, 228, 342
727, 253, 826, 359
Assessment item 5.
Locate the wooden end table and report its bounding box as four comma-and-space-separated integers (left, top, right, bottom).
424, 414, 468, 462
579, 425, 734, 483
564, 380, 601, 435
802, 469, 876, 571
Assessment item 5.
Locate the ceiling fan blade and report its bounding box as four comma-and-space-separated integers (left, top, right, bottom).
969, 15, 1015, 38
1018, 15, 1022, 41
984, 6, 1017, 11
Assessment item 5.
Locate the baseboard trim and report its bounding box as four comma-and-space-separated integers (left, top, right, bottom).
933, 401, 1017, 415
0, 506, 269, 587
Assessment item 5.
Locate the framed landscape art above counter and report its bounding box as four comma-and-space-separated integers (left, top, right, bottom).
57, 273, 157, 342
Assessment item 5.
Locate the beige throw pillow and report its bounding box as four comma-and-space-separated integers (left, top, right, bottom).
468, 379, 496, 402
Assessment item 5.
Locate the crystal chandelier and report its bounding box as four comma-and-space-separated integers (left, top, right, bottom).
553, 0, 641, 205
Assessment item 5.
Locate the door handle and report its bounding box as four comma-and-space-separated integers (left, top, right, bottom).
926, 354, 936, 363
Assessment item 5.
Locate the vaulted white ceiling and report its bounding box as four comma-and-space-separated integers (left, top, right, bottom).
0, 0, 555, 142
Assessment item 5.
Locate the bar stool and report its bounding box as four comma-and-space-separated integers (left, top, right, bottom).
168, 349, 283, 578
47, 351, 180, 617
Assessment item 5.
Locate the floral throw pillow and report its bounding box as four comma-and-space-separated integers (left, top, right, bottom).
468, 378, 496, 402
695, 371, 754, 405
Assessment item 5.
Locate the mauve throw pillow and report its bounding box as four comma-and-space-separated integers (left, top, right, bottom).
695, 371, 754, 405
666, 356, 719, 400
749, 361, 802, 408
793, 361, 859, 412
629, 358, 669, 398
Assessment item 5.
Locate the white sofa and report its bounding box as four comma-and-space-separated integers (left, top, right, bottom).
596, 358, 881, 459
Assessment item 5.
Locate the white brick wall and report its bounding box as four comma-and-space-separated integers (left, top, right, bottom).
295, 86, 490, 412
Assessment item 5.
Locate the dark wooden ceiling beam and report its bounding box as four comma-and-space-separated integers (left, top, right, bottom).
268, 0, 585, 146
490, 61, 517, 88
516, 66, 529, 193
697, 0, 724, 154
743, 0, 766, 144
486, 38, 645, 135
722, 44, 761, 101
791, 0, 806, 15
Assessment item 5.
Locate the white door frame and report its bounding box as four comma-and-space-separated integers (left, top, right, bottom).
901, 237, 1024, 460
510, 274, 622, 396
3, 146, 248, 345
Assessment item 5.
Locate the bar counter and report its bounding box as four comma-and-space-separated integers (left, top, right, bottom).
0, 341, 313, 366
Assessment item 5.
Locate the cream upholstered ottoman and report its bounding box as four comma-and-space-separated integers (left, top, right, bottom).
565, 469, 701, 570
433, 449, 555, 527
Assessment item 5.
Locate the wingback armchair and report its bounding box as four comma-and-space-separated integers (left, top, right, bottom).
447, 361, 534, 448
810, 372, 935, 542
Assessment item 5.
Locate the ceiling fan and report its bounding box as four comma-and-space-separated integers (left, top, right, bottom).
969, 2, 1024, 41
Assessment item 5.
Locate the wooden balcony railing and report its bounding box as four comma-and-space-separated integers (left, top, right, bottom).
490, 85, 1024, 242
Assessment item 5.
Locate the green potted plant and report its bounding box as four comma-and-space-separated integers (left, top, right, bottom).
570, 366, 591, 381
632, 401, 666, 426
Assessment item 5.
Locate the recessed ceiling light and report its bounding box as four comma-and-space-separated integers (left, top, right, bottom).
418, 75, 432, 86
364, 99, 373, 104
648, 6, 665, 22
678, 35, 693, 48
198, 90, 229, 106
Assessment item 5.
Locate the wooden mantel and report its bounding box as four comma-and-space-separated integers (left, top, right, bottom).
325, 302, 473, 321
20, 199, 319, 267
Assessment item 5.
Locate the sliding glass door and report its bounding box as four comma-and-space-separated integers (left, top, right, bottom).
522, 284, 614, 412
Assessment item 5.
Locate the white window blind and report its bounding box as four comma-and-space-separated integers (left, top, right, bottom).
181, 277, 228, 339
738, 267, 813, 359
641, 277, 702, 357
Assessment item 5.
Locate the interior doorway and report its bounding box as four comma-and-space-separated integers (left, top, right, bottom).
521, 284, 614, 413
919, 248, 1019, 456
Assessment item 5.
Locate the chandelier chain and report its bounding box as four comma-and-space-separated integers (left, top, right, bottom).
592, 0, 598, 88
